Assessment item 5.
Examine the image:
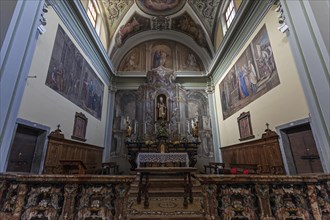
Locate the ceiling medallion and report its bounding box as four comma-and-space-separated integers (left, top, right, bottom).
136, 0, 186, 16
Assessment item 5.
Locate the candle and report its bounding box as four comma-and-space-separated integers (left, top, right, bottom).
134, 122, 137, 134
168, 123, 171, 132
144, 123, 147, 134
178, 122, 180, 134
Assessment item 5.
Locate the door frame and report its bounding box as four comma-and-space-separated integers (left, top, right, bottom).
6, 118, 50, 174
276, 117, 323, 175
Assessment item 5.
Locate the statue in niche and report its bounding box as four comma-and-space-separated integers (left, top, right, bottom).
191, 117, 199, 138
155, 94, 168, 121
126, 116, 132, 137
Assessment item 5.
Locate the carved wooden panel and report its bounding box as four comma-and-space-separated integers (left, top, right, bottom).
44, 136, 103, 174
221, 132, 284, 171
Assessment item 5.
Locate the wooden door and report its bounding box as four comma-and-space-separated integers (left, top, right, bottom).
6, 125, 39, 172
287, 124, 323, 174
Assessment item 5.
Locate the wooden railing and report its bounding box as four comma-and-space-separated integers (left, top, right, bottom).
0, 173, 329, 219
196, 173, 330, 220
0, 174, 135, 220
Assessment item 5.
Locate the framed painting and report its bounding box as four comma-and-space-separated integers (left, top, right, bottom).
72, 112, 88, 142
237, 112, 255, 141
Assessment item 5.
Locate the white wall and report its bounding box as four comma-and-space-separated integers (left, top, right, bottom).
214, 7, 309, 147
18, 6, 109, 147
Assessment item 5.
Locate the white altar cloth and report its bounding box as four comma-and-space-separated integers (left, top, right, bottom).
136, 153, 189, 167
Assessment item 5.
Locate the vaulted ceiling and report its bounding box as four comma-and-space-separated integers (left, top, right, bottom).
98, 0, 226, 76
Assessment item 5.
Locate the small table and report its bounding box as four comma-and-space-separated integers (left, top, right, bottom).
135, 167, 197, 209
136, 153, 189, 167
59, 160, 86, 174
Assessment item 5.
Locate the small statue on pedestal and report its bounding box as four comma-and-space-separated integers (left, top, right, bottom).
191, 118, 199, 138
126, 116, 132, 138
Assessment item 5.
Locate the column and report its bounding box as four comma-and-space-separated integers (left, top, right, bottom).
0, 0, 45, 172
281, 0, 330, 172
206, 83, 222, 162
102, 82, 117, 162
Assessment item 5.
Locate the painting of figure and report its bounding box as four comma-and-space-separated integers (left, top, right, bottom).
118, 44, 146, 72
150, 42, 173, 69
219, 25, 280, 120
45, 25, 104, 120
176, 44, 203, 71
172, 12, 208, 49
115, 13, 151, 47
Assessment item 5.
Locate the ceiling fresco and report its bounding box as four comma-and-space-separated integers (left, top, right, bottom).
188, 0, 222, 35
118, 40, 204, 73
172, 12, 208, 49
136, 0, 186, 16
97, 0, 225, 72
102, 0, 134, 37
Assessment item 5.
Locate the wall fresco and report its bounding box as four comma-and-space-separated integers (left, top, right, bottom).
45, 25, 104, 120
219, 25, 280, 120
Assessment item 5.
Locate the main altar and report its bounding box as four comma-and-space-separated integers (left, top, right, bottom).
111, 65, 214, 172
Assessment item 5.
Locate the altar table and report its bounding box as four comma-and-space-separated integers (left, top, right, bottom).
135, 167, 197, 208
136, 152, 189, 167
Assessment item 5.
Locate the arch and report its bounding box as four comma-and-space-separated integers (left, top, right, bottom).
111, 31, 212, 72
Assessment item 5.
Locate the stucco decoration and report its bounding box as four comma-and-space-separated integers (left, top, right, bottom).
188, 0, 221, 35
117, 40, 204, 72
102, 0, 134, 38
118, 44, 146, 72
115, 13, 151, 47
172, 12, 208, 50
136, 0, 186, 16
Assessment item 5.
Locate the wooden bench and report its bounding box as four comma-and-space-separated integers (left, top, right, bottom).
101, 162, 120, 174
204, 162, 227, 174
59, 160, 87, 174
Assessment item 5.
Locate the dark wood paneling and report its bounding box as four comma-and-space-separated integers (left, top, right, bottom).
44, 136, 103, 174
221, 131, 284, 172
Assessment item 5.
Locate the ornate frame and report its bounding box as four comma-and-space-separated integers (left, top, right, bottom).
72, 112, 87, 142
237, 111, 255, 141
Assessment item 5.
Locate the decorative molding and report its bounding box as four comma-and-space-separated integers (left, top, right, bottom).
188, 0, 221, 35
152, 16, 170, 31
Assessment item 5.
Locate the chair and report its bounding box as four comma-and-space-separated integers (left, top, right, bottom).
204, 162, 226, 174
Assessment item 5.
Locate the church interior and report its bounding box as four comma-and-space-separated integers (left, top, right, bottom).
0, 0, 329, 219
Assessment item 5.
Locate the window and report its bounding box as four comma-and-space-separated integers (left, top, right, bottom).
87, 0, 99, 28
225, 0, 236, 28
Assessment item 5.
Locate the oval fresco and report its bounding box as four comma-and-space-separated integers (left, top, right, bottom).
136, 0, 186, 16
